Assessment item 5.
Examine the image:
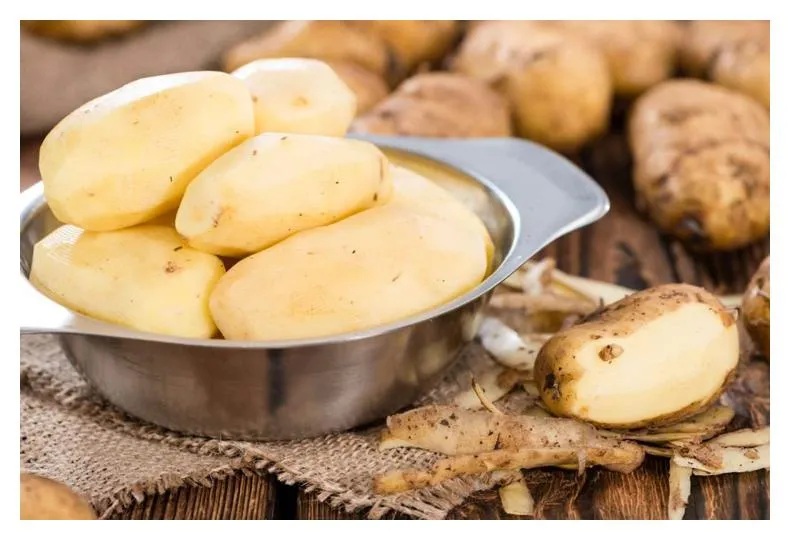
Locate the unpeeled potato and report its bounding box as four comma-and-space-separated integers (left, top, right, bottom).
535, 284, 739, 429
222, 20, 390, 76
232, 58, 357, 136
324, 60, 390, 114
30, 224, 225, 339
20, 473, 96, 520
742, 257, 770, 359
40, 71, 254, 231
210, 204, 489, 341
175, 133, 393, 257
452, 21, 612, 153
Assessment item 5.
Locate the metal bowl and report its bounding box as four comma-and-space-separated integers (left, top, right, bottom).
20, 136, 608, 440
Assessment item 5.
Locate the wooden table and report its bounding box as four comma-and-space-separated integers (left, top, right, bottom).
20, 127, 770, 519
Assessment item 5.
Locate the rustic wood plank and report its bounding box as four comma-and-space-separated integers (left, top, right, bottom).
108, 473, 279, 520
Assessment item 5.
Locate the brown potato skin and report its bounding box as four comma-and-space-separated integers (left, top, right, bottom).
681, 21, 769, 108
324, 61, 390, 115
222, 21, 390, 76
20, 473, 96, 520
538, 20, 681, 96
344, 21, 461, 76
451, 21, 611, 153
628, 79, 770, 251
22, 20, 144, 43
742, 257, 770, 359
534, 284, 737, 430
350, 72, 512, 138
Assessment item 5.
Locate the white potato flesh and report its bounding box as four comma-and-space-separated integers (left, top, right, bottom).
30, 225, 225, 339
569, 303, 738, 425
175, 133, 392, 257
389, 165, 494, 264
210, 205, 488, 341
233, 58, 357, 136
40, 72, 255, 231
536, 285, 740, 428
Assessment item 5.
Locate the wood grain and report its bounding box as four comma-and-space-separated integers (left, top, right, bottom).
21, 120, 769, 520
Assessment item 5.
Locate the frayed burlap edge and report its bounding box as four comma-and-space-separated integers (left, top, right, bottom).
21, 350, 503, 520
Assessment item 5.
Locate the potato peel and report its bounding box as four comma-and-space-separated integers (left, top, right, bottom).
709, 427, 769, 448
477, 316, 549, 372
673, 443, 769, 475
498, 474, 535, 516
667, 461, 692, 520
453, 366, 523, 410
374, 444, 644, 494
471, 377, 504, 415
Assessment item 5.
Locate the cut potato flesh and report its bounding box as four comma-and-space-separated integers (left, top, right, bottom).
210, 205, 488, 341
176, 133, 393, 257
232, 58, 357, 136
569, 304, 738, 426
40, 72, 254, 231
536, 285, 739, 428
30, 225, 225, 338
389, 165, 494, 264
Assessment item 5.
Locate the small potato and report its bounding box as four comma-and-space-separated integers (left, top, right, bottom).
232, 58, 357, 136
175, 133, 392, 257
389, 165, 494, 264
223, 20, 390, 76
40, 71, 254, 231
681, 21, 769, 108
742, 257, 770, 359
345, 20, 461, 74
210, 205, 488, 341
20, 473, 96, 520
629, 80, 770, 251
452, 21, 611, 153
22, 20, 144, 43
535, 284, 739, 429
324, 61, 390, 114
538, 20, 681, 96
351, 72, 512, 138
30, 224, 225, 339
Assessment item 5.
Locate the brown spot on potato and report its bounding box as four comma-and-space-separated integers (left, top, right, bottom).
292, 96, 309, 107
599, 344, 624, 362
164, 261, 180, 274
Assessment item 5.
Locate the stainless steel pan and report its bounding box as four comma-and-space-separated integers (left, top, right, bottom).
20, 136, 609, 440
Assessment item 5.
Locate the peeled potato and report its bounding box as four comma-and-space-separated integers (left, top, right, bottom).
175, 133, 392, 257
30, 224, 225, 339
40, 71, 254, 231
20, 473, 96, 520
232, 58, 357, 136
210, 205, 489, 341
389, 165, 494, 265
535, 284, 739, 429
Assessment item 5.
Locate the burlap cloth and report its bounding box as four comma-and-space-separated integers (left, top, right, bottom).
21, 334, 521, 520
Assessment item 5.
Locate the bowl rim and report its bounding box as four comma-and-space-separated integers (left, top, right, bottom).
20, 159, 521, 349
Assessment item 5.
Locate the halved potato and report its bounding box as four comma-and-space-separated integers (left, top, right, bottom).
389, 165, 494, 264
535, 284, 739, 429
40, 71, 254, 231
232, 58, 357, 136
210, 204, 488, 341
30, 224, 225, 338
175, 133, 393, 257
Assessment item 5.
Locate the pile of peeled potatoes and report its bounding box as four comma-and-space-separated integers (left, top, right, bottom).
31, 59, 494, 341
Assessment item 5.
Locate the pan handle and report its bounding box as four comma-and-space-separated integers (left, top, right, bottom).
351, 136, 610, 280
